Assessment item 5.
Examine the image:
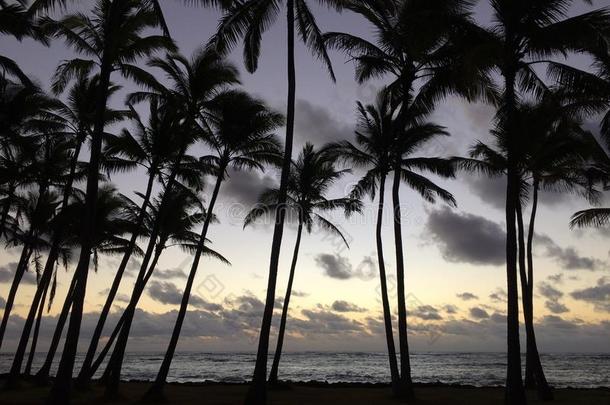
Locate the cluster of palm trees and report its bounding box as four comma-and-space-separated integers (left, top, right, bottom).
1, 0, 610, 404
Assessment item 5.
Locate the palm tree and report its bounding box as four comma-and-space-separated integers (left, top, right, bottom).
203, 0, 345, 398
27, 1, 174, 401
74, 98, 189, 386
243, 142, 360, 385
460, 2, 610, 402
144, 89, 283, 399
323, 1, 494, 396
456, 93, 599, 400
330, 89, 456, 397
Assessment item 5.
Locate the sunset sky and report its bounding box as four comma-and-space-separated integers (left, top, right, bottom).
0, 0, 609, 354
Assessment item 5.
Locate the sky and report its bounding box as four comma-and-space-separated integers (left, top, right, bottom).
0, 0, 609, 354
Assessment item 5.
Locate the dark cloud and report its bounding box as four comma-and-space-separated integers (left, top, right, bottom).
294, 99, 352, 146
0, 296, 5, 307
410, 305, 443, 321
469, 307, 490, 319
456, 292, 478, 301
443, 304, 458, 314
292, 309, 365, 335
465, 176, 506, 210
147, 281, 222, 311
292, 290, 309, 298
427, 208, 505, 266
570, 278, 610, 313
220, 168, 278, 207
538, 282, 564, 301
537, 234, 605, 271
154, 268, 187, 280
0, 262, 37, 285
489, 288, 507, 303
545, 300, 569, 314
315, 254, 376, 281
547, 273, 564, 284
331, 300, 367, 313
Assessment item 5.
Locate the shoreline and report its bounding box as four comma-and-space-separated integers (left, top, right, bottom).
1, 377, 609, 404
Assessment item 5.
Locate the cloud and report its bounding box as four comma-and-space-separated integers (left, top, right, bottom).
469, 307, 490, 319
315, 254, 376, 281
427, 208, 505, 266
0, 296, 5, 307
443, 304, 458, 314
0, 262, 37, 285
547, 273, 564, 284
294, 99, 352, 146
147, 281, 222, 311
537, 234, 605, 271
489, 288, 507, 303
154, 268, 187, 280
538, 282, 563, 301
293, 309, 365, 335
456, 292, 478, 301
465, 176, 507, 210
292, 290, 309, 298
545, 300, 569, 314
331, 300, 367, 313
570, 278, 610, 313
410, 305, 443, 321
220, 168, 278, 207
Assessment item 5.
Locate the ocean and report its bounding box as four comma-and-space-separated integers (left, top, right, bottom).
1, 352, 608, 388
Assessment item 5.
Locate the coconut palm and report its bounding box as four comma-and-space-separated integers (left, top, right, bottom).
203, 0, 344, 399
23, 1, 175, 400
323, 0, 494, 396
143, 89, 283, 399
457, 2, 610, 402
330, 89, 456, 397
242, 142, 360, 385
456, 92, 600, 399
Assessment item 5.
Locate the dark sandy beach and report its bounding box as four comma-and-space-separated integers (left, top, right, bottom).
1, 379, 609, 404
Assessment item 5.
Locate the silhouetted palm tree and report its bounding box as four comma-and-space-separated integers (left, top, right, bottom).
25, 1, 175, 401
145, 89, 283, 399
323, 1, 494, 396
466, 2, 610, 402
244, 142, 360, 385
206, 0, 344, 399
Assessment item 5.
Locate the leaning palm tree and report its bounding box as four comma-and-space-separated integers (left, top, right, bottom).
204, 0, 344, 399
243, 142, 360, 385
19, 1, 175, 401
323, 1, 494, 396
144, 89, 283, 399
462, 2, 610, 402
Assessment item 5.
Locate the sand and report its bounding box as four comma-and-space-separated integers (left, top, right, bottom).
0, 379, 609, 404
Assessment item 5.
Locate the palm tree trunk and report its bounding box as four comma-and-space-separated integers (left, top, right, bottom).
47, 34, 115, 404
0, 239, 33, 351
103, 233, 167, 396
375, 173, 400, 395
34, 270, 77, 383
245, 1, 296, 403
391, 167, 415, 400
76, 169, 157, 387
521, 183, 553, 400
145, 171, 225, 398
24, 279, 48, 376
89, 312, 125, 379
268, 220, 303, 385
11, 135, 84, 385
503, 67, 526, 405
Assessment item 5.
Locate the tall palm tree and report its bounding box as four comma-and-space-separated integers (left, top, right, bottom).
462, 2, 610, 402
144, 89, 283, 399
456, 93, 599, 400
19, 2, 175, 401
204, 0, 344, 399
330, 89, 456, 397
243, 142, 360, 385
323, 1, 493, 396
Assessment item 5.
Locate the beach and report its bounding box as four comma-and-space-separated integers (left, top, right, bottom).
1, 379, 609, 404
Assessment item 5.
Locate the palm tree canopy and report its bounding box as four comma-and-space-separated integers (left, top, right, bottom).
244, 142, 361, 246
